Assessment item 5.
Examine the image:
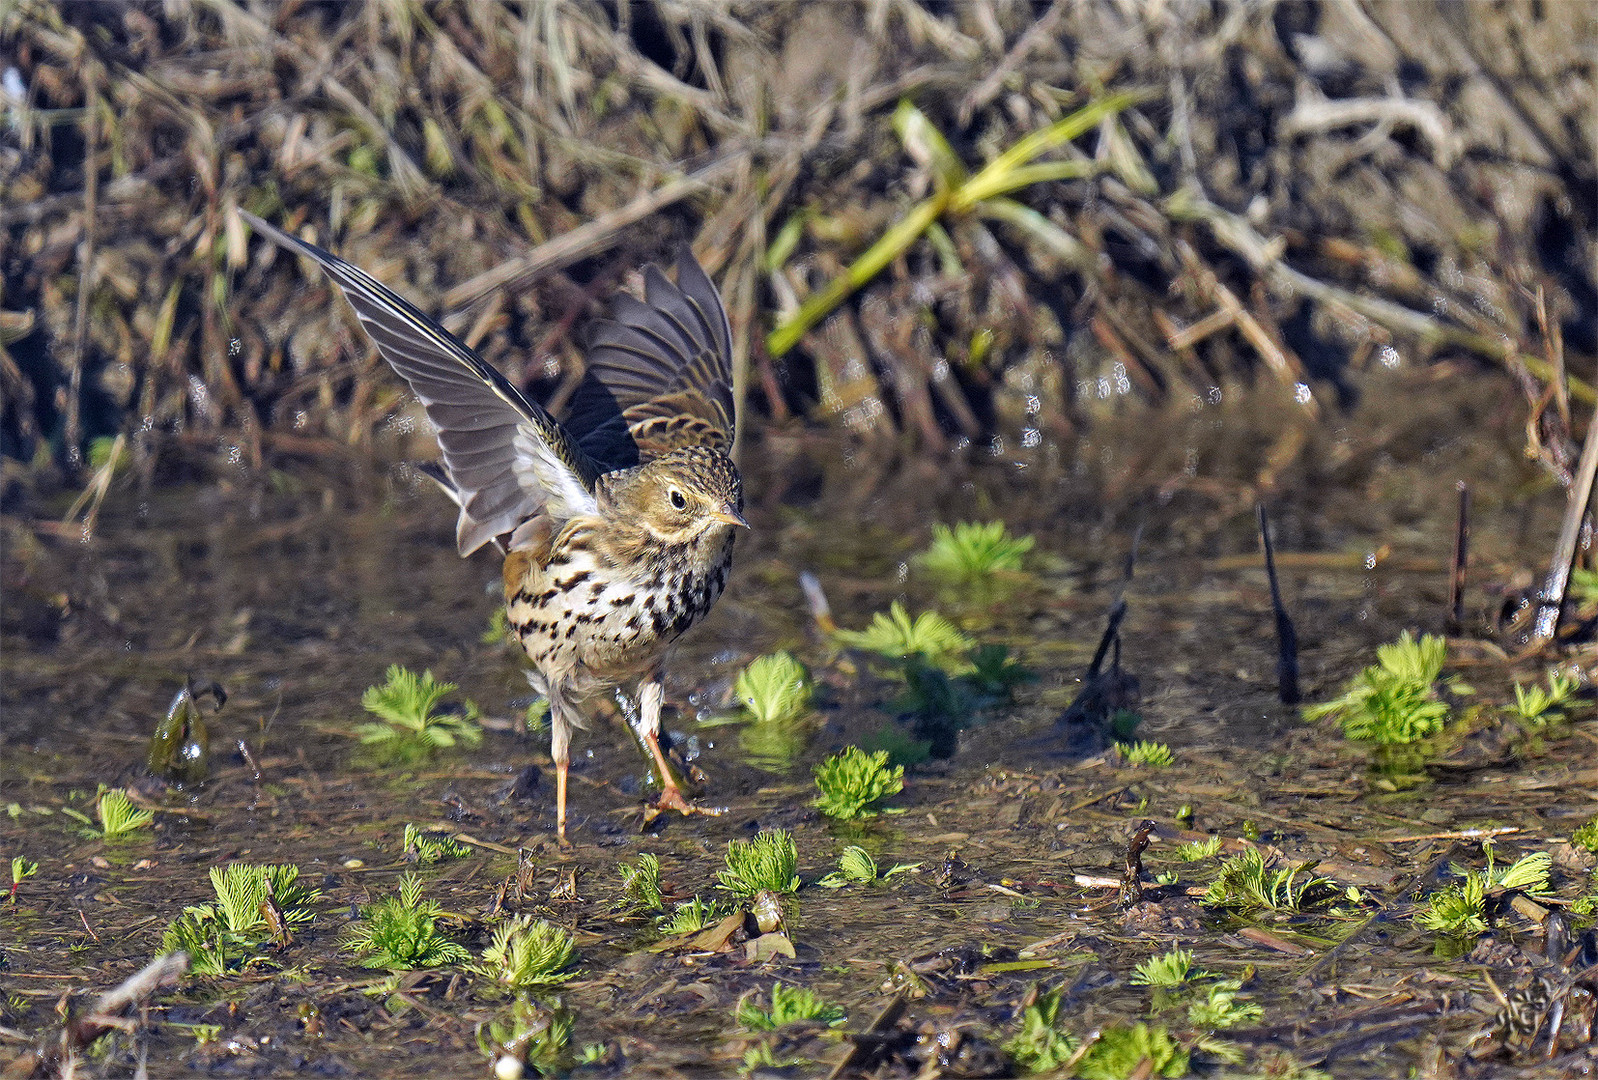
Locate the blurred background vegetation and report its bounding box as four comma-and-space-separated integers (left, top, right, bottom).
1, 0, 1593, 500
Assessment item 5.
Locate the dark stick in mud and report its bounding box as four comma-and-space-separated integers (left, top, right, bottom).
1257, 503, 1300, 705
1448, 482, 1469, 633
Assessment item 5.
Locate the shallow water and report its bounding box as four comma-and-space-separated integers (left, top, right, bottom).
4, 369, 1596, 1078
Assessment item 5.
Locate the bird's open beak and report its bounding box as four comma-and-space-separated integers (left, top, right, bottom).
711, 507, 750, 529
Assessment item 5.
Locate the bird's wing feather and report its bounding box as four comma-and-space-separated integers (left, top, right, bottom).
564, 250, 735, 465
241, 212, 599, 555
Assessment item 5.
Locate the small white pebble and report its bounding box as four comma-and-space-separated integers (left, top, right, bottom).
342, 859, 364, 869
494, 1055, 524, 1080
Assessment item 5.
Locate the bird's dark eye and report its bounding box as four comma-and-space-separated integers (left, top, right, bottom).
669, 489, 687, 510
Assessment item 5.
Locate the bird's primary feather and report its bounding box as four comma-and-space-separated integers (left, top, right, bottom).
241, 211, 599, 555
564, 253, 736, 466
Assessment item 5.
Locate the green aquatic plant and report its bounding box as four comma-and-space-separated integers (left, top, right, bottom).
917, 521, 1035, 583
813, 746, 904, 820
1416, 873, 1488, 938
1005, 985, 1079, 1074
356, 665, 483, 762
473, 915, 578, 990
735, 982, 845, 1031
1202, 849, 1335, 914
819, 845, 879, 888
717, 830, 800, 899
617, 853, 664, 913
1509, 671, 1578, 728
1122, 740, 1174, 767
1573, 871, 1598, 917
657, 896, 723, 936
94, 788, 153, 838
1129, 948, 1206, 988
343, 873, 469, 970
1573, 815, 1598, 854
1075, 1023, 1188, 1080
160, 863, 320, 976
476, 996, 573, 1077
735, 652, 814, 725
1419, 846, 1552, 941
483, 607, 511, 644
739, 1043, 800, 1075
9, 857, 37, 903
403, 823, 471, 865
1303, 631, 1459, 744
1188, 978, 1263, 1030
1174, 836, 1223, 862
833, 602, 973, 671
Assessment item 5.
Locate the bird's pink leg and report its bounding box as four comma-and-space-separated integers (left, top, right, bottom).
639, 672, 721, 819
549, 688, 574, 847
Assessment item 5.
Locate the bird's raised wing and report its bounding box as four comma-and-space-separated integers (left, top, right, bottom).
563, 250, 735, 467
241, 211, 599, 556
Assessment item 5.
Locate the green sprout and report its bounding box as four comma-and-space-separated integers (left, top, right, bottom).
1174, 836, 1223, 861
739, 1044, 799, 1075
1201, 849, 1335, 914
1574, 815, 1598, 854
473, 915, 578, 991
1122, 740, 1174, 767
1418, 847, 1551, 940
94, 788, 154, 838
657, 896, 724, 936
833, 602, 973, 671
403, 823, 471, 865
819, 846, 878, 888
616, 853, 664, 913
1005, 985, 1079, 1073
735, 652, 814, 726
1573, 871, 1598, 917
717, 830, 800, 899
735, 982, 845, 1031
356, 665, 483, 763
916, 521, 1035, 583
160, 863, 320, 976
1416, 874, 1487, 938
813, 747, 904, 820
816, 845, 916, 888
1570, 567, 1598, 608
9, 857, 37, 903
1303, 631, 1460, 744
1128, 948, 1207, 988
1075, 1023, 1188, 1080
483, 607, 511, 644
1187, 979, 1263, 1030
1509, 671, 1578, 729
476, 996, 573, 1077
342, 872, 469, 970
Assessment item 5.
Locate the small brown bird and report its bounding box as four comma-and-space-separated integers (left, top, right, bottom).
241, 212, 746, 844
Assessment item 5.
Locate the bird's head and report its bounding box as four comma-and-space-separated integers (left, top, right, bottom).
601, 446, 747, 546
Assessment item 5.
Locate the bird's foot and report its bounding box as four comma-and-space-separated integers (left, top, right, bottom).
641, 785, 725, 828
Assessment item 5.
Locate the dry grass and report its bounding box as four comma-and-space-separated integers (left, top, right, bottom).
2, 1, 1592, 496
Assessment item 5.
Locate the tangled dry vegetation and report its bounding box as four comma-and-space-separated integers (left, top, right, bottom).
1, 0, 1593, 491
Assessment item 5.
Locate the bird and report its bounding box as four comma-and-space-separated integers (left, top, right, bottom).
240, 210, 747, 845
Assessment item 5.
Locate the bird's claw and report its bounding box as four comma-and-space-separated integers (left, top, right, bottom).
642, 786, 726, 827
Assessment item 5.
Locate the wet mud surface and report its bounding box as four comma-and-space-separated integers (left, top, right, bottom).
4, 370, 1597, 1078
